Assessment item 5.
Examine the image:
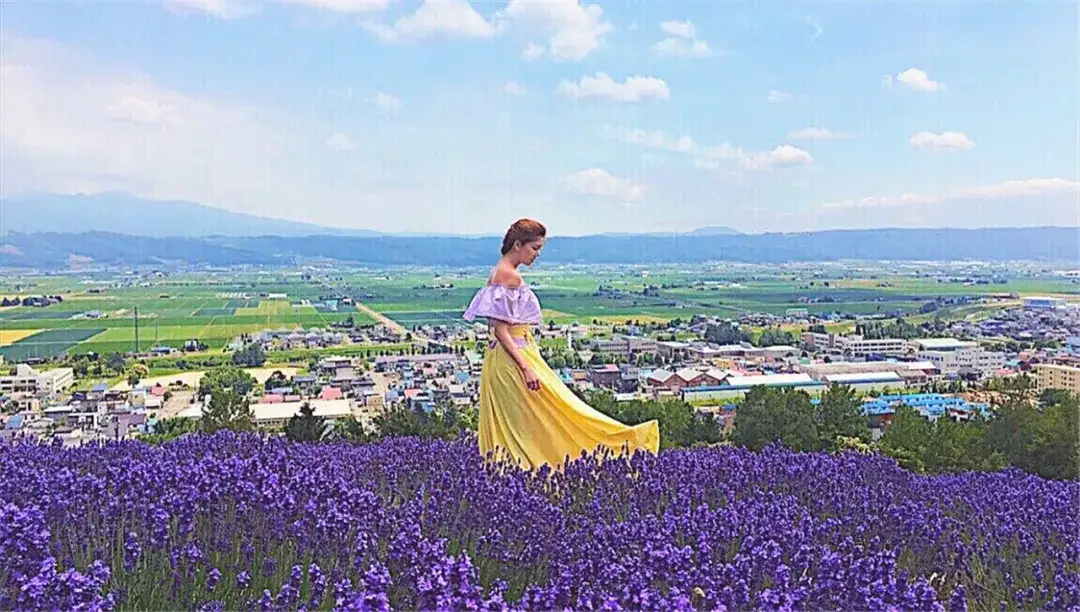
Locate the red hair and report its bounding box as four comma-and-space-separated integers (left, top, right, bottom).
501, 218, 547, 255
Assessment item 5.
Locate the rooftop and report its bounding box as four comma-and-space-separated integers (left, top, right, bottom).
912, 338, 977, 351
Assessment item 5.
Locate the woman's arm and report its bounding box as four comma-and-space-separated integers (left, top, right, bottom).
492, 319, 541, 391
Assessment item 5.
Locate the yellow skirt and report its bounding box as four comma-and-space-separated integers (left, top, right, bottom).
478, 325, 660, 471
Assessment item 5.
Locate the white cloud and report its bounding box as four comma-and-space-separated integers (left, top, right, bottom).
556, 73, 670, 102
612, 126, 810, 173
363, 0, 497, 42
766, 90, 793, 103
107, 94, 177, 124
819, 178, 1080, 211
326, 133, 355, 151
502, 81, 526, 95
786, 127, 854, 141
163, 0, 254, 19
884, 68, 943, 92
909, 131, 974, 150
660, 20, 696, 38
741, 145, 813, 170
498, 0, 613, 62
286, 0, 393, 13
521, 41, 544, 60
163, 0, 390, 19
370, 91, 401, 113
560, 168, 643, 202
653, 19, 715, 58
0, 33, 570, 234
0, 33, 311, 209
653, 37, 714, 59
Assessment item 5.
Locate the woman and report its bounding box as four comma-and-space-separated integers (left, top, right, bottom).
463, 218, 660, 471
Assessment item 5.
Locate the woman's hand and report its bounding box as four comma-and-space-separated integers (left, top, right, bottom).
521, 366, 542, 391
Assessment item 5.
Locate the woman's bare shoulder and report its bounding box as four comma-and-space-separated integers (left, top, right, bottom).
490, 265, 523, 288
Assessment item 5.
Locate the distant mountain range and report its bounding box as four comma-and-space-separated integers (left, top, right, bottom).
0, 192, 739, 238
0, 192, 384, 238
1, 227, 1076, 269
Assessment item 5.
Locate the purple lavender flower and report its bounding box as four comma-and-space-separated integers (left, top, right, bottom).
0, 431, 1075, 611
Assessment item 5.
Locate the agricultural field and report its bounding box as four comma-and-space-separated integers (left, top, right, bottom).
0, 263, 1076, 362
0, 274, 377, 360
333, 264, 1080, 327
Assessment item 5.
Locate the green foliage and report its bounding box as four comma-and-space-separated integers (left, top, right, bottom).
198, 365, 255, 397
705, 322, 750, 345
879, 405, 933, 471
330, 401, 477, 444
139, 416, 198, 445
879, 389, 1078, 480
578, 389, 723, 450
854, 317, 921, 340
231, 342, 266, 367
814, 385, 871, 451
284, 401, 326, 443
983, 391, 1079, 480
732, 387, 819, 452
200, 388, 255, 434
755, 328, 797, 348
106, 352, 127, 374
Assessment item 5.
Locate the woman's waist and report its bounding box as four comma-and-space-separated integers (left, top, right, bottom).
487, 324, 534, 348
489, 323, 534, 337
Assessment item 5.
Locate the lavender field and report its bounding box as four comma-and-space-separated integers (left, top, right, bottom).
1, 433, 1078, 611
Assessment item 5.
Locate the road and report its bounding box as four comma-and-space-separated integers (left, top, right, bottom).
354, 301, 428, 345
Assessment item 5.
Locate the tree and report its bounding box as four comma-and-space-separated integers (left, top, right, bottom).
140, 417, 198, 444
106, 353, 127, 374
731, 387, 818, 452
284, 401, 326, 442
757, 328, 797, 348
199, 365, 255, 397
264, 370, 289, 392
879, 405, 934, 472
232, 343, 266, 367
706, 323, 750, 345
813, 385, 870, 451
200, 387, 255, 434
577, 389, 722, 451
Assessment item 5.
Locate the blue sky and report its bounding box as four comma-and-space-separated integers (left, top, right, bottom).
1, 0, 1077, 235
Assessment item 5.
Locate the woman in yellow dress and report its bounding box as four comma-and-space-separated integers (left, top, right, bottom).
463, 218, 660, 471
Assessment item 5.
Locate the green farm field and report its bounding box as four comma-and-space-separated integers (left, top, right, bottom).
0, 277, 376, 359
0, 265, 1076, 361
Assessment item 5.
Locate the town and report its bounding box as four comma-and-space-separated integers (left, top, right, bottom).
2, 264, 1078, 447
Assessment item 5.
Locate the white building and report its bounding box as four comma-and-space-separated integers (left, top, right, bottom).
0, 364, 75, 397
590, 335, 658, 357
909, 338, 1005, 379
177, 398, 355, 430
802, 332, 909, 358
821, 371, 908, 392
1023, 296, 1067, 310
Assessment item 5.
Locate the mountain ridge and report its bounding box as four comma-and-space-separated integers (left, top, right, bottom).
0, 192, 742, 238
1, 226, 1076, 269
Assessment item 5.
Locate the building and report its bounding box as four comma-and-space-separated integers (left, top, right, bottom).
590, 335, 658, 357
1035, 363, 1080, 395
655, 341, 689, 360
762, 345, 800, 360
680, 373, 826, 401
802, 332, 909, 358
909, 338, 1005, 379
589, 364, 640, 393
863, 394, 990, 430
797, 360, 938, 379
1024, 296, 1067, 310
0, 364, 75, 397
821, 372, 908, 393
178, 398, 354, 429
